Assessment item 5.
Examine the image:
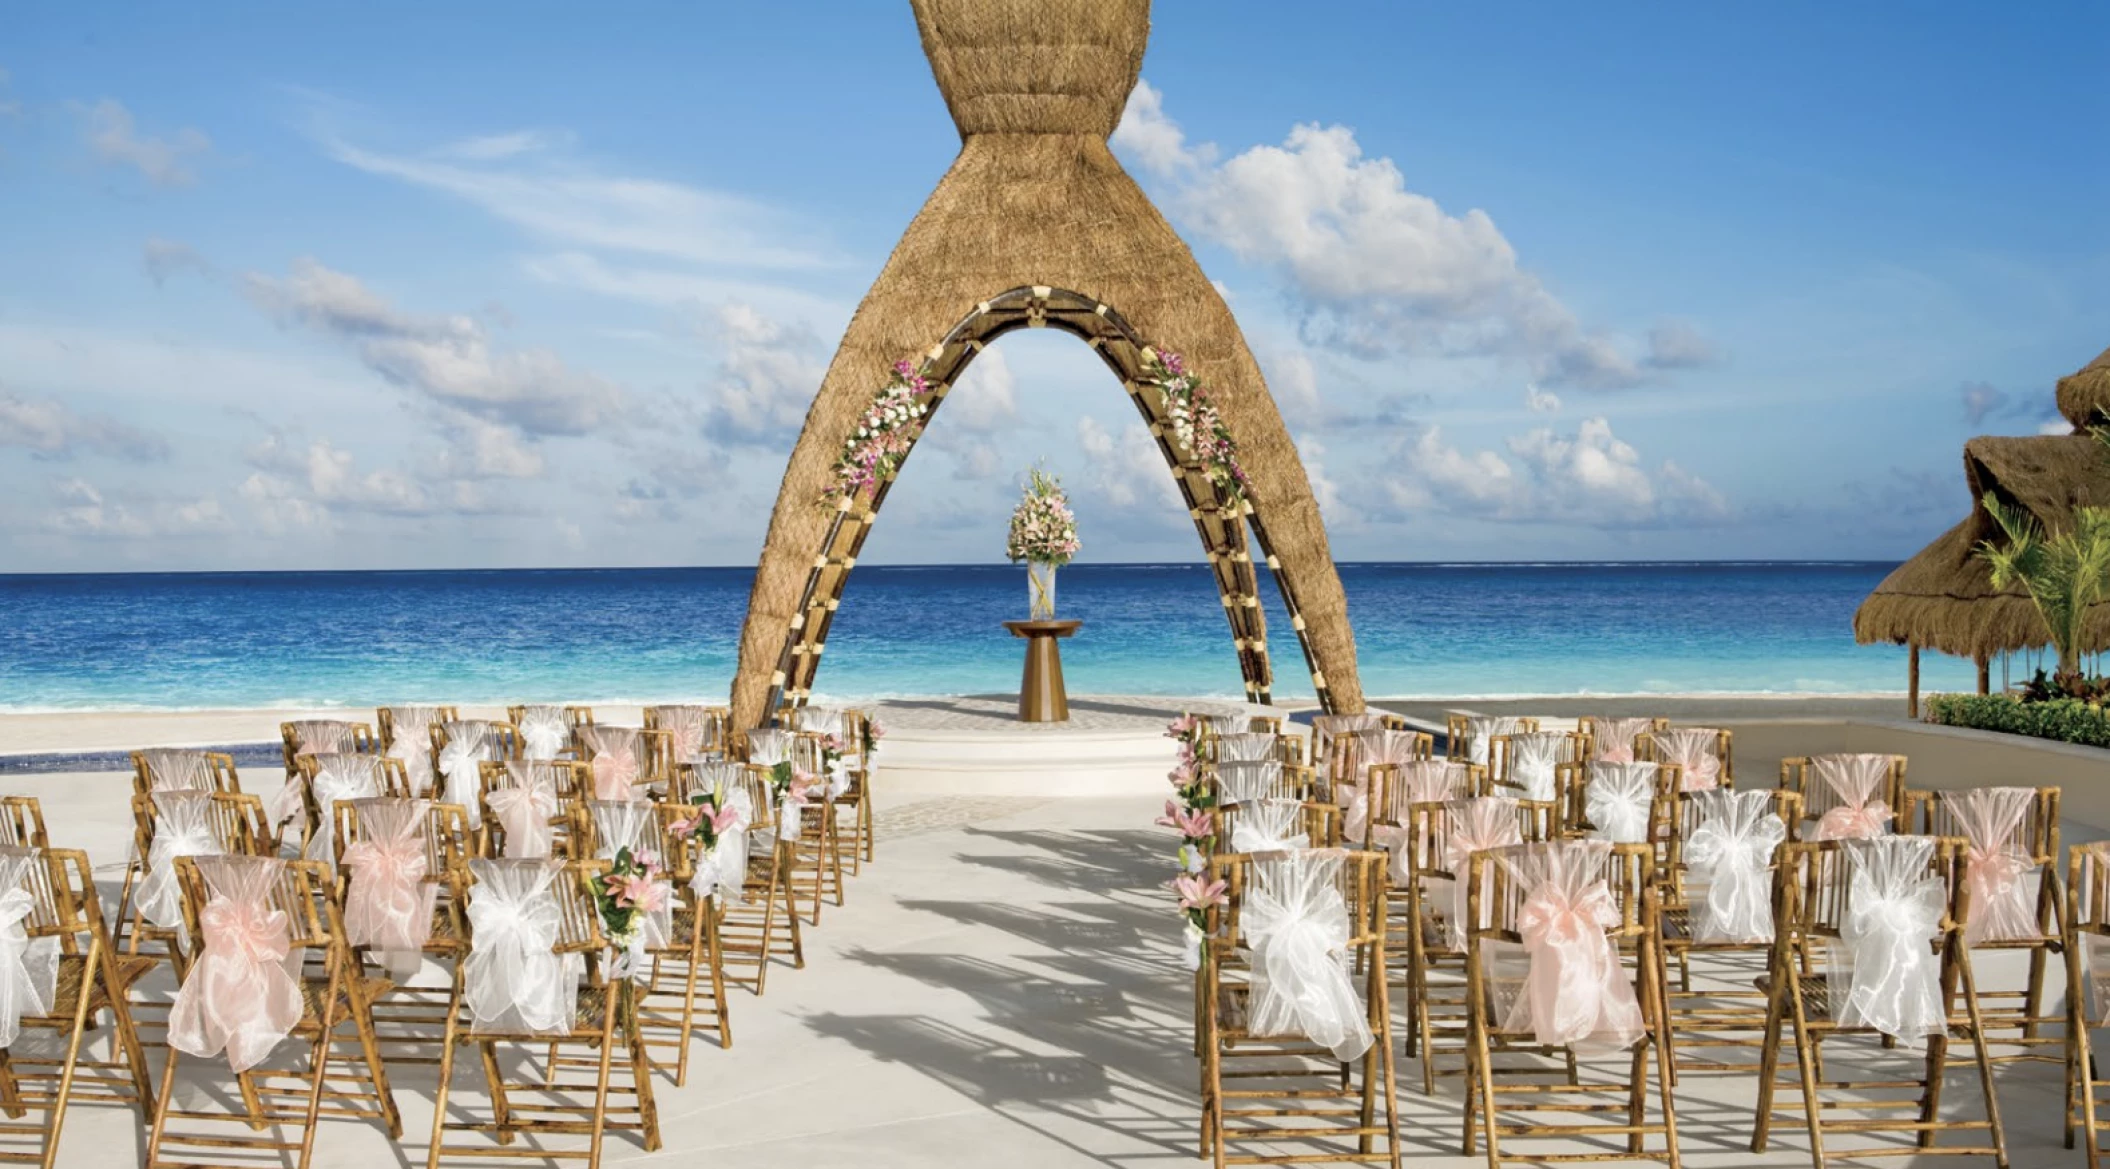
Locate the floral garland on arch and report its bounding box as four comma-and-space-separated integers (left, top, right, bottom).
821, 359, 935, 507
1143, 350, 1248, 505
1157, 713, 1225, 968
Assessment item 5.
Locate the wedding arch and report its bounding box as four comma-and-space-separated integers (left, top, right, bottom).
728, 0, 1364, 728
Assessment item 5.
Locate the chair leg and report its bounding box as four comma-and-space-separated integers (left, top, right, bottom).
347, 979, 402, 1138
39, 956, 98, 1169
476, 1041, 514, 1145
1956, 953, 2010, 1169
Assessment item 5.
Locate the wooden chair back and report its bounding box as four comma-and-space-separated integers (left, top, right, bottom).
130, 748, 240, 798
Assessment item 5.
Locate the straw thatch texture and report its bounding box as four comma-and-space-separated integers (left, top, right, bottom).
2056, 344, 2110, 431
727, 0, 1362, 728
1854, 434, 2110, 658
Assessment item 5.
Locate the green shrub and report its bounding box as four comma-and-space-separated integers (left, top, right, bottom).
1924, 693, 2110, 748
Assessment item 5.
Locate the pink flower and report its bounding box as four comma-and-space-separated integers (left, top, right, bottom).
1165, 713, 1198, 740
703, 802, 743, 837
670, 815, 699, 840
1153, 799, 1184, 829
605, 871, 654, 908
893, 359, 914, 378
1173, 872, 1227, 912
1161, 351, 1186, 377
1168, 761, 1195, 790
1168, 806, 1212, 840
868, 721, 886, 742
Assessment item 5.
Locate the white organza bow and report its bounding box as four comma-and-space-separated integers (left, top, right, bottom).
689, 781, 754, 908
1461, 716, 1524, 768
384, 707, 439, 778
1243, 851, 1374, 1061
138, 793, 225, 944
167, 856, 303, 1072
1583, 762, 1656, 845
1216, 760, 1285, 808
746, 729, 792, 767
1215, 732, 1277, 763
1230, 799, 1306, 854
302, 754, 383, 863
1949, 787, 2041, 945
0, 853, 57, 1048
1505, 732, 1565, 801
1683, 789, 1785, 943
516, 707, 569, 762
138, 748, 216, 793
1836, 836, 1947, 1041
487, 767, 561, 859
655, 706, 715, 760
437, 721, 494, 815
463, 860, 583, 1035
1368, 762, 1468, 883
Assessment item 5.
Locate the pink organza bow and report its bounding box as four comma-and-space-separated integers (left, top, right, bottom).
343, 836, 436, 952
1513, 881, 1644, 1048
167, 898, 302, 1072
667, 720, 704, 759
487, 786, 560, 858
592, 749, 641, 801
1815, 801, 1892, 841
1965, 844, 2036, 944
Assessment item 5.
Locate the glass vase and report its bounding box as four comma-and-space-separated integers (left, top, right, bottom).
1027, 561, 1058, 620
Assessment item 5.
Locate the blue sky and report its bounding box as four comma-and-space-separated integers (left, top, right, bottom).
1, 1, 2103, 572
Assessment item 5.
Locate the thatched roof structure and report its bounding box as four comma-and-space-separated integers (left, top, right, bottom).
1855, 433, 2110, 659
2057, 344, 2110, 432
727, 0, 1362, 727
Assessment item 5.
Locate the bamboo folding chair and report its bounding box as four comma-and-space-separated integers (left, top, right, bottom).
1752, 836, 2006, 1167
643, 704, 730, 761
1577, 716, 1670, 764
430, 719, 524, 809
1780, 754, 1908, 840
427, 858, 659, 1167
1362, 761, 1477, 981
377, 705, 457, 785
480, 760, 589, 859
576, 725, 671, 803
1654, 787, 1800, 1075
129, 749, 240, 799
1463, 839, 1679, 1169
1446, 715, 1541, 767
1908, 787, 2063, 1068
0, 847, 155, 1169
144, 854, 399, 1169
0, 801, 47, 851
706, 763, 803, 994
1307, 713, 1383, 779
278, 718, 376, 778
331, 797, 474, 1064
509, 704, 587, 763
2066, 841, 2110, 1166
781, 730, 846, 923
115, 791, 271, 973
1556, 760, 1680, 846
1647, 727, 1735, 792
291, 752, 412, 862
1398, 796, 1560, 1095
574, 802, 730, 1081
1210, 731, 1302, 769
792, 706, 876, 874
1198, 848, 1399, 1168
1487, 730, 1585, 805
1329, 729, 1433, 825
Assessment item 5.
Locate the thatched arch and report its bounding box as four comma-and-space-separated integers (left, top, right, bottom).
727, 0, 1363, 728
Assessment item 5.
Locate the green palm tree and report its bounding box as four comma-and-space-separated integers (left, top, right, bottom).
1976, 493, 2110, 678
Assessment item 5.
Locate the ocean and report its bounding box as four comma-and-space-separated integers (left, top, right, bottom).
0, 562, 1973, 712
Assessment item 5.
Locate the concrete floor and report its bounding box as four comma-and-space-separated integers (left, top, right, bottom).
4, 780, 2087, 1168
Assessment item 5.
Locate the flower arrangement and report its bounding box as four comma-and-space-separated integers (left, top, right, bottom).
767, 759, 819, 831
590, 845, 669, 978
672, 779, 749, 904
1143, 350, 1247, 504
1005, 468, 1081, 566
822, 359, 935, 507
1158, 712, 1223, 968
860, 716, 886, 759
672, 788, 744, 853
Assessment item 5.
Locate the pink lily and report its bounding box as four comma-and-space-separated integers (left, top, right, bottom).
1173, 872, 1228, 912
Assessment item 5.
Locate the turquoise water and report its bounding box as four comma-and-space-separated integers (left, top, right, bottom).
0, 562, 1970, 712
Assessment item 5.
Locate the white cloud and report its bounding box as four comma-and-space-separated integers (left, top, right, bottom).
245, 258, 625, 436
142, 237, 210, 286
1263, 346, 1322, 415
42, 477, 226, 538
701, 301, 825, 445
1645, 321, 1718, 370
435, 129, 575, 162
74, 99, 210, 187
944, 348, 1018, 432
1074, 414, 1180, 511
1296, 433, 1355, 527
2039, 419, 2074, 436
1114, 83, 1712, 389
0, 390, 168, 460
1388, 416, 1726, 528
1525, 385, 1562, 413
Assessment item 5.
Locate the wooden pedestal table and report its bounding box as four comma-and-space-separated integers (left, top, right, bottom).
1003, 619, 1081, 723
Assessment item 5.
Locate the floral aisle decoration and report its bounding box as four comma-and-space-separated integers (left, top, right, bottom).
1157, 713, 1222, 968
821, 359, 936, 508
1005, 467, 1081, 620
766, 760, 819, 838
1142, 350, 1247, 505
590, 845, 670, 981
672, 782, 749, 905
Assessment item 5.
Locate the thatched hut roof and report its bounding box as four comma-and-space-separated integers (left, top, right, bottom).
2057, 344, 2110, 431
1855, 433, 2110, 657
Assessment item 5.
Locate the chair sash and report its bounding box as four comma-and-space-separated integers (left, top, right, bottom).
1216, 760, 1285, 808
792, 706, 846, 738
342, 800, 438, 959
1834, 836, 1946, 1041
1945, 787, 2041, 945
383, 706, 441, 776
582, 726, 646, 802
1683, 789, 1785, 943
138, 748, 216, 792
515, 706, 570, 762
437, 720, 495, 815
1370, 762, 1468, 883
1505, 732, 1566, 801
1583, 762, 1656, 845
587, 802, 673, 961
1495, 840, 1645, 1050
138, 792, 225, 940
303, 753, 383, 863
167, 856, 303, 1072
0, 852, 57, 1049
1229, 799, 1306, 854
1438, 797, 1524, 948
287, 719, 355, 756
1648, 728, 1722, 792
655, 706, 716, 759
2088, 932, 2110, 1025
1589, 717, 1656, 764
1215, 732, 1278, 763
463, 860, 582, 1035
746, 729, 792, 767
488, 767, 561, 859
1199, 713, 1250, 738
1810, 754, 1895, 840
690, 781, 753, 908
1310, 713, 1382, 774
1243, 851, 1373, 1062
1458, 715, 1525, 768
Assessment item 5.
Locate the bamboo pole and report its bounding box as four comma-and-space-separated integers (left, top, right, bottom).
1908, 643, 1922, 718
1976, 655, 1991, 696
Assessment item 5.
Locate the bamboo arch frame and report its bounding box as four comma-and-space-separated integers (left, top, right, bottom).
726, 0, 1364, 728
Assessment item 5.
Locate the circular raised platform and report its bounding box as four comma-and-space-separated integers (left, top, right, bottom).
865, 694, 1286, 798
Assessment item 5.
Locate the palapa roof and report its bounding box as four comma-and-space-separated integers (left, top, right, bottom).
2056, 344, 2110, 431
1855, 433, 2110, 658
